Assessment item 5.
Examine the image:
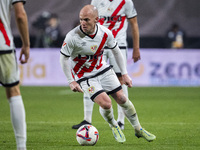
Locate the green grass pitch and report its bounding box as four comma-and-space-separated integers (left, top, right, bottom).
0, 86, 200, 150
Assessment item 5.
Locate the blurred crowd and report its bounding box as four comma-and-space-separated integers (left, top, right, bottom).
14, 11, 193, 49
31, 11, 62, 48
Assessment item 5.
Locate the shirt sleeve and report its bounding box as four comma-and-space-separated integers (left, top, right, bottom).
106, 28, 117, 49
60, 54, 74, 84
12, 0, 26, 5
60, 33, 74, 57
91, 0, 97, 6
111, 46, 127, 75
125, 0, 137, 19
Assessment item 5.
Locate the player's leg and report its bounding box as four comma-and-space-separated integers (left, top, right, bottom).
1, 52, 27, 150
111, 90, 141, 130
83, 93, 94, 123
100, 49, 120, 127
107, 49, 126, 129
100, 68, 137, 131
94, 92, 125, 143
80, 77, 125, 143
116, 49, 128, 129
80, 78, 116, 126
72, 93, 94, 129
111, 90, 156, 142
94, 92, 116, 126
6, 85, 27, 150
116, 76, 127, 129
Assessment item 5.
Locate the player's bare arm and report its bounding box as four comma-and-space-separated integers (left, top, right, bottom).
60, 54, 83, 93
14, 2, 30, 64
129, 17, 141, 63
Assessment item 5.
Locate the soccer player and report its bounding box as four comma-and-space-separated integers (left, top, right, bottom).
72, 0, 141, 130
0, 0, 30, 149
60, 5, 155, 143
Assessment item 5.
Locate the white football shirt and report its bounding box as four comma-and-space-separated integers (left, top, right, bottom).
91, 0, 137, 47
0, 0, 26, 51
60, 24, 117, 81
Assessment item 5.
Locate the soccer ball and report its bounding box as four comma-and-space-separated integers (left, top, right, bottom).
76, 124, 99, 146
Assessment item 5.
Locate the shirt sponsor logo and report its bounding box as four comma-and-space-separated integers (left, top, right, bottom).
99, 15, 122, 22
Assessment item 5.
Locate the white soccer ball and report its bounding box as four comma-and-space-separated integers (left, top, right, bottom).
76, 124, 99, 146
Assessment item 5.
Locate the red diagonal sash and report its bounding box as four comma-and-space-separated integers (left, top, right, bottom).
0, 19, 11, 46
108, 0, 125, 29
108, 0, 126, 37
99, 0, 126, 38
73, 33, 108, 78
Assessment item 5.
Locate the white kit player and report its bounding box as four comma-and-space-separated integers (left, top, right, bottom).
72, 0, 141, 130
0, 0, 30, 150
60, 5, 155, 143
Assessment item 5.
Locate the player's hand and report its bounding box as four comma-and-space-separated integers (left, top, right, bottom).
19, 46, 30, 64
132, 48, 141, 63
122, 74, 132, 87
69, 81, 83, 93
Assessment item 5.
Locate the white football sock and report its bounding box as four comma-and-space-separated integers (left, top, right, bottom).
9, 95, 26, 149
119, 99, 141, 131
83, 94, 94, 123
99, 106, 118, 127
117, 84, 128, 124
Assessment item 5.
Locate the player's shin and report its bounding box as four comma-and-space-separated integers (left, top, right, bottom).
117, 84, 128, 125
83, 94, 94, 123
99, 106, 117, 127
9, 95, 26, 149
119, 100, 141, 131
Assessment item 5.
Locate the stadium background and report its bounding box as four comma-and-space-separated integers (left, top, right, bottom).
1, 1, 200, 149
10, 0, 200, 87
11, 0, 200, 48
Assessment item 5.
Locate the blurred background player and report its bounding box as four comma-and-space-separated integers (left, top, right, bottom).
43, 13, 62, 48
72, 0, 141, 130
32, 11, 51, 47
0, 0, 30, 149
165, 23, 186, 49
32, 12, 62, 48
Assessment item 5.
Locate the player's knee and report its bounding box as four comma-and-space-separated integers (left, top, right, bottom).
112, 90, 127, 104
117, 94, 127, 104
100, 99, 112, 109
6, 84, 21, 99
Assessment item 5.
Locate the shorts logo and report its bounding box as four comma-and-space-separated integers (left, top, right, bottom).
88, 86, 95, 94
90, 45, 97, 52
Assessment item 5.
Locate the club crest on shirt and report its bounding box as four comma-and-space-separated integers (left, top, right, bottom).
88, 86, 95, 94
90, 45, 97, 52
